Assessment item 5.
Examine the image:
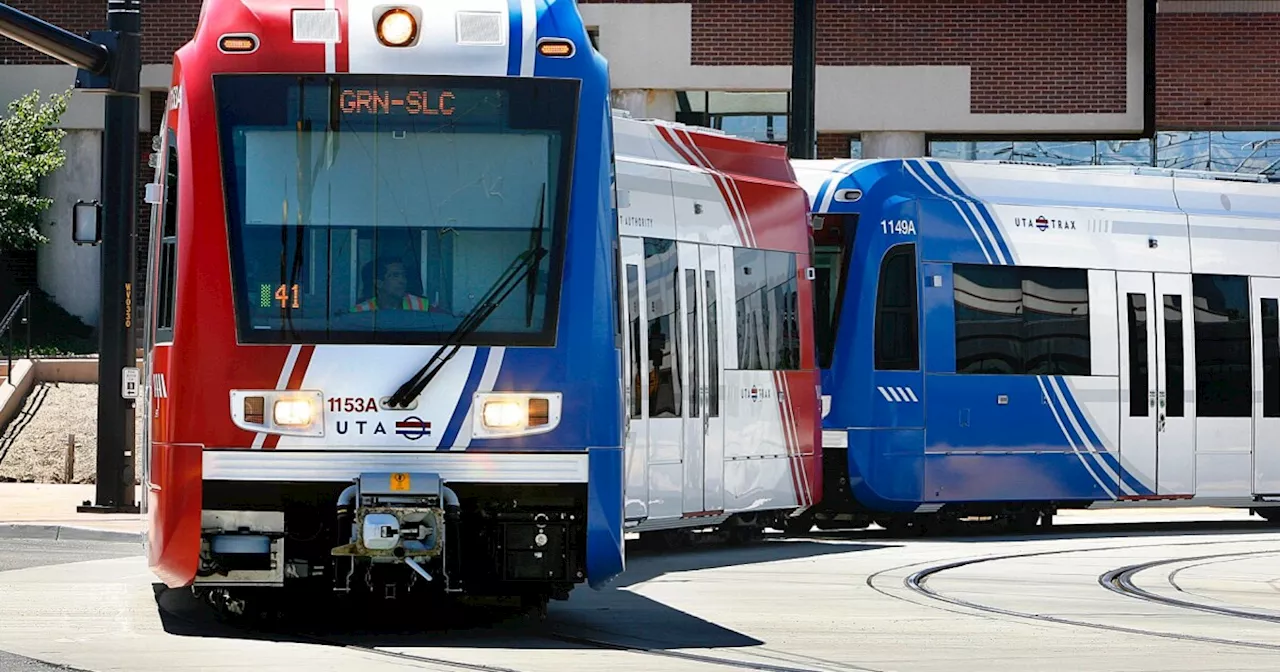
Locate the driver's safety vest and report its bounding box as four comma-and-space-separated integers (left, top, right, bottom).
352, 294, 430, 312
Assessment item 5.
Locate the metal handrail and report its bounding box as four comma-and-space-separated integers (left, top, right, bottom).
0, 291, 32, 385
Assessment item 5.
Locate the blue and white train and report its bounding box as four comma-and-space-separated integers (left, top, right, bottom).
791, 158, 1280, 532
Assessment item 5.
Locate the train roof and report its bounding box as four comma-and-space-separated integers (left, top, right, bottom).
612, 110, 797, 186
792, 158, 1280, 222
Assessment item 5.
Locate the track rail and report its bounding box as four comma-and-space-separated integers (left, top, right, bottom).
1099, 549, 1280, 624
868, 537, 1280, 652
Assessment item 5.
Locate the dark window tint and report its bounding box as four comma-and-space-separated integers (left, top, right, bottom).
875, 244, 919, 370
733, 248, 800, 371
1192, 274, 1251, 418
953, 264, 1090, 375
686, 268, 699, 418
1164, 294, 1185, 418
626, 264, 642, 419
813, 215, 854, 369
1127, 293, 1149, 417
645, 238, 681, 417
705, 270, 720, 417
155, 130, 179, 341
954, 265, 1024, 374
1263, 298, 1279, 418
1022, 267, 1090, 375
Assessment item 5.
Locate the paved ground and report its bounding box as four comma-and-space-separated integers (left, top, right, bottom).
0, 537, 140, 672
1, 512, 1279, 671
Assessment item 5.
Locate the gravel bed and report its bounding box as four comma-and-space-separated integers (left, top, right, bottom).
0, 383, 146, 484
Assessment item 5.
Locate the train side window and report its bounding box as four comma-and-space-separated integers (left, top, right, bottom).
705, 269, 720, 417
626, 264, 642, 420
155, 129, 179, 342
875, 244, 919, 371
1192, 274, 1251, 418
686, 269, 700, 418
644, 238, 681, 418
1126, 293, 1148, 417
1263, 298, 1278, 418
1022, 267, 1090, 376
1164, 294, 1185, 418
953, 264, 1090, 375
733, 249, 800, 371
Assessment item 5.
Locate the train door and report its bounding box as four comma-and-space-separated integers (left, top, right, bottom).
676, 242, 706, 514
698, 244, 726, 514
1250, 278, 1280, 494
1117, 272, 1195, 495
619, 236, 650, 521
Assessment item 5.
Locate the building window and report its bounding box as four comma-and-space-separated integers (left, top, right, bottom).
874, 244, 918, 371
733, 248, 799, 371
954, 265, 1090, 376
586, 26, 599, 50
928, 131, 1280, 177
1192, 274, 1251, 418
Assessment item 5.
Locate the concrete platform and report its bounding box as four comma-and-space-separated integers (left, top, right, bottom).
0, 484, 144, 542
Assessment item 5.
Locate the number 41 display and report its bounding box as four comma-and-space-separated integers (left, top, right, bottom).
261, 283, 300, 309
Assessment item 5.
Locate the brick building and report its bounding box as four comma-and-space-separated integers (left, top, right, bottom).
0, 0, 1277, 326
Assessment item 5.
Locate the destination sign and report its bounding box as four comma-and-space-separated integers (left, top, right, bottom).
339, 87, 502, 121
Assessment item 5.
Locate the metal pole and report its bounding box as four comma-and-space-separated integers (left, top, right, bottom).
0, 4, 109, 73
81, 0, 141, 513
787, 0, 817, 159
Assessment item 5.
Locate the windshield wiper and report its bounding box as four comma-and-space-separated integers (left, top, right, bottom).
524, 184, 546, 327
386, 217, 549, 410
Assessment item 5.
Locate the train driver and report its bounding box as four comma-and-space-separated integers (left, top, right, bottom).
351, 256, 436, 313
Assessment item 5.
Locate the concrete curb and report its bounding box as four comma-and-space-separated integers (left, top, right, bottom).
0, 523, 144, 543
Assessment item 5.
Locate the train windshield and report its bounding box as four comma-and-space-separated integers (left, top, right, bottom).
213, 74, 578, 345
812, 214, 856, 368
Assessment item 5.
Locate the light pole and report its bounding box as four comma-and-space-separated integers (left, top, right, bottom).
0, 0, 142, 513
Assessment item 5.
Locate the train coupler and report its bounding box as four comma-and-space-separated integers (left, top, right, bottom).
331, 472, 462, 595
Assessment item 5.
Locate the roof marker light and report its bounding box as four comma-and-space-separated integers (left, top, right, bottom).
377, 8, 418, 47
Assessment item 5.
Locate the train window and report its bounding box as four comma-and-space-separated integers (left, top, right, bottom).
1164, 294, 1185, 418
155, 129, 179, 342
954, 265, 1022, 374
214, 74, 577, 345
813, 214, 854, 369
1263, 298, 1278, 418
705, 270, 720, 417
953, 264, 1090, 375
626, 264, 642, 420
1021, 267, 1090, 375
645, 238, 681, 418
733, 249, 800, 371
1126, 293, 1148, 417
1192, 274, 1251, 418
686, 269, 700, 418
874, 244, 919, 371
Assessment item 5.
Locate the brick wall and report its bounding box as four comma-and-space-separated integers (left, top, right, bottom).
582, 0, 1128, 115
817, 132, 855, 159
1156, 12, 1280, 129
0, 0, 201, 65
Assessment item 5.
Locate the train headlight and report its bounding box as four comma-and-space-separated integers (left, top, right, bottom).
273, 397, 316, 426
482, 400, 525, 429
474, 393, 561, 438
376, 8, 417, 47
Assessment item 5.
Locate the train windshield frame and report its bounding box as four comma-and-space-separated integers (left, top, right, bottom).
213, 73, 579, 346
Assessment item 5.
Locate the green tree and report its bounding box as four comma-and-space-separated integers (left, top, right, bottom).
0, 89, 71, 252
